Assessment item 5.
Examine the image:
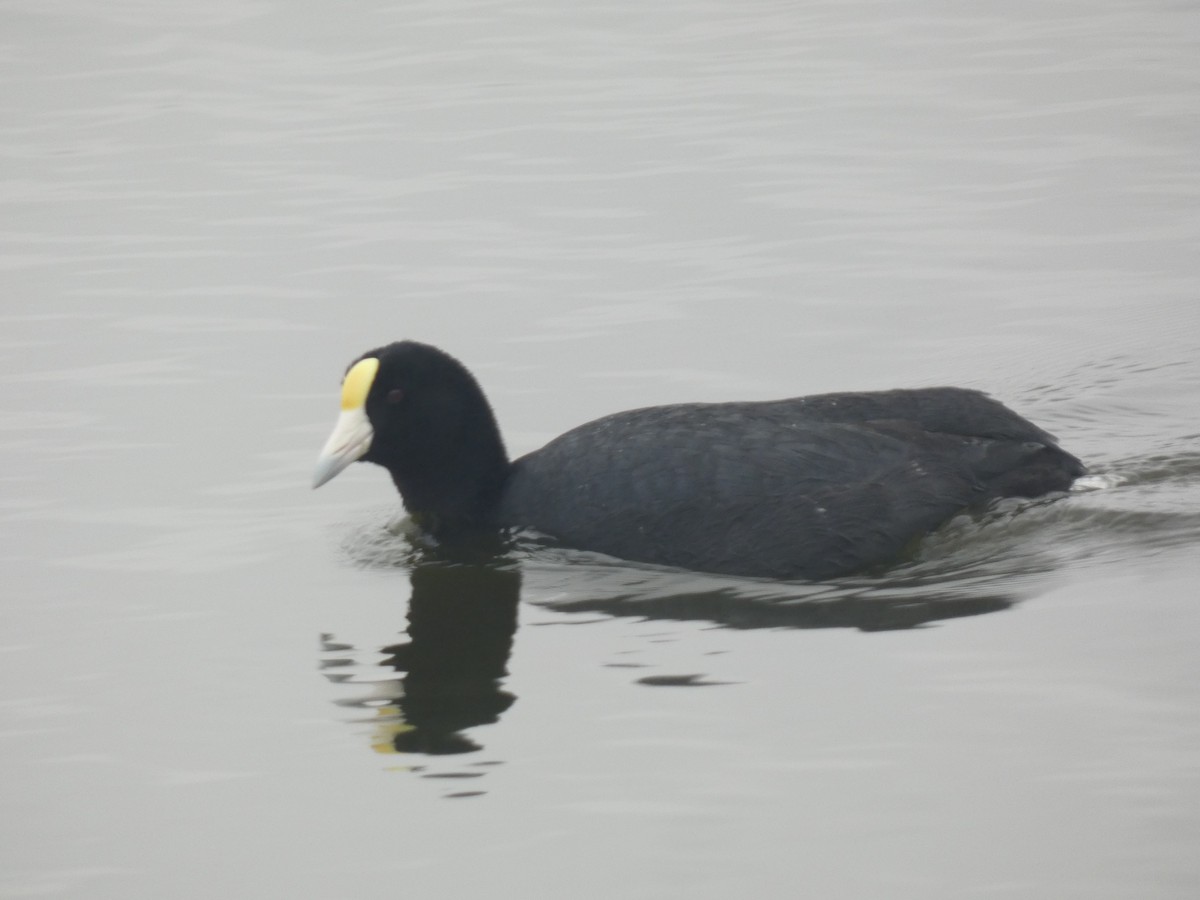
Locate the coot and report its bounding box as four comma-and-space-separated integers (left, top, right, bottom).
313, 341, 1084, 579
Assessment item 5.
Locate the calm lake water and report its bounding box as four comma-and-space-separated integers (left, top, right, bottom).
3, 1, 1199, 897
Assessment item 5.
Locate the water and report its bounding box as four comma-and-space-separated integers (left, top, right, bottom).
2, 1, 1199, 897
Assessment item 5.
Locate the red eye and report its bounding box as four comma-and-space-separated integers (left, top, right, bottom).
387, 389, 404, 404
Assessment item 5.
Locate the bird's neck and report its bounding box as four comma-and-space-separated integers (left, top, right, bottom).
386, 433, 510, 537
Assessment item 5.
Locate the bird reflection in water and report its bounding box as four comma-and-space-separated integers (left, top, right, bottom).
321, 527, 1020, 771
322, 553, 520, 764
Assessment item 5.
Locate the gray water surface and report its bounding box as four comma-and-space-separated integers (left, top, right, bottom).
3, 1, 1199, 898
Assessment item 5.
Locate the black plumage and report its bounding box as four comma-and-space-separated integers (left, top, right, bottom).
316, 341, 1085, 580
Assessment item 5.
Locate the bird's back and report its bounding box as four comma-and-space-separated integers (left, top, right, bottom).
496, 388, 1083, 579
